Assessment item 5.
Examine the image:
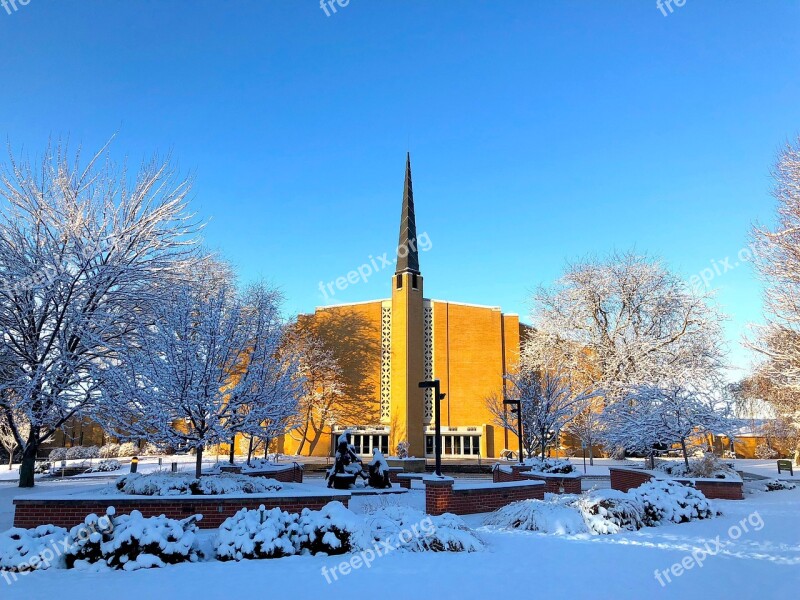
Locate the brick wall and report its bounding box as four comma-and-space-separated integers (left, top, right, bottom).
246, 463, 304, 483
609, 467, 744, 500
609, 468, 653, 492
492, 464, 582, 494
424, 478, 545, 516
14, 493, 349, 530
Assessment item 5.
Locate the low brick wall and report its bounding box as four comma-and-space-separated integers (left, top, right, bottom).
424, 477, 545, 516
246, 462, 304, 483
493, 464, 582, 494
387, 467, 404, 486
609, 467, 743, 500
14, 490, 349, 530
609, 467, 653, 492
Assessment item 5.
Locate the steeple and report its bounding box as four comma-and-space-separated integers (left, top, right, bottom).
395, 153, 420, 275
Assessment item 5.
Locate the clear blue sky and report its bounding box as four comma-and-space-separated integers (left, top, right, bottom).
2, 0, 799, 378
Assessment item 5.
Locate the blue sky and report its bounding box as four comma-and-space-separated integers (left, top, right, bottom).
2, 0, 799, 378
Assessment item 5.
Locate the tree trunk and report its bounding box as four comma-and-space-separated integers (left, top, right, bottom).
793, 446, 799, 466
680, 438, 690, 468
247, 437, 254, 467
19, 437, 38, 488
8, 449, 14, 470
229, 435, 236, 465
589, 445, 594, 466
195, 446, 204, 479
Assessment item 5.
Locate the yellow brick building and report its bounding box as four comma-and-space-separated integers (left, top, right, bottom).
282, 155, 523, 459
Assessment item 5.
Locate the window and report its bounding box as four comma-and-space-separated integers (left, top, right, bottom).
411, 274, 418, 289
425, 436, 434, 455
396, 274, 403, 289
424, 433, 481, 457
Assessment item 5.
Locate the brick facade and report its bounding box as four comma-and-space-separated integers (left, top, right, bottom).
424, 477, 545, 516
492, 464, 582, 494
13, 492, 349, 530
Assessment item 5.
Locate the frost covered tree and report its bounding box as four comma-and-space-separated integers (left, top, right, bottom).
601, 384, 733, 468
488, 350, 600, 460
0, 410, 28, 469
529, 251, 726, 404
747, 138, 800, 462
98, 280, 300, 478
563, 399, 604, 465
0, 140, 200, 487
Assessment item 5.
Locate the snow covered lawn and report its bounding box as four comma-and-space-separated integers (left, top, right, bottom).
0, 478, 798, 599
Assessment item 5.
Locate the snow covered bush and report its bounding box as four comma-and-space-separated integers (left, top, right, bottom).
115, 472, 282, 496
65, 508, 202, 571
215, 506, 300, 561
65, 446, 100, 460
483, 497, 587, 534
33, 461, 52, 474
523, 457, 574, 474
576, 490, 645, 534
395, 440, 409, 459
295, 501, 371, 555
755, 444, 780, 459
762, 479, 797, 492
633, 480, 716, 526
655, 455, 740, 480
0, 525, 69, 572
48, 448, 67, 462
117, 442, 139, 457
142, 443, 172, 456
99, 444, 121, 459
86, 459, 121, 473
368, 505, 483, 552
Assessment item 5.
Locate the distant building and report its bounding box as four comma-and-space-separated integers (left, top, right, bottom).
282, 155, 524, 459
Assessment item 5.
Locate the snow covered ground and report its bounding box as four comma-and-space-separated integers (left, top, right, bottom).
0, 475, 798, 599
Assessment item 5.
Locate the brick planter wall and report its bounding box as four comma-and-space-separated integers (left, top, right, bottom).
609, 468, 653, 492
493, 464, 582, 494
13, 491, 348, 530
424, 477, 545, 516
609, 467, 744, 500
246, 463, 304, 483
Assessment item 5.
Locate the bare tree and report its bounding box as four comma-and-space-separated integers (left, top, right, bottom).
99, 280, 300, 478
0, 140, 201, 487
748, 138, 800, 462
563, 399, 604, 465
0, 409, 28, 469
529, 251, 726, 404
601, 384, 734, 468
488, 350, 600, 461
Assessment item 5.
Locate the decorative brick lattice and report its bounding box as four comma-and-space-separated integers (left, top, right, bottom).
380, 306, 392, 423
423, 304, 434, 422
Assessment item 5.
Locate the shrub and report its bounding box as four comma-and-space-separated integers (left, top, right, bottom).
369, 505, 483, 552
65, 446, 100, 460
117, 442, 139, 457
34, 461, 52, 475
295, 501, 371, 555
755, 444, 780, 460
215, 506, 300, 561
0, 525, 68, 572
633, 480, 716, 526
65, 508, 202, 571
523, 457, 574, 474
576, 490, 645, 534
99, 444, 121, 459
48, 448, 67, 461
115, 472, 283, 496
762, 479, 797, 492
655, 455, 739, 480
86, 459, 121, 473
483, 497, 587, 534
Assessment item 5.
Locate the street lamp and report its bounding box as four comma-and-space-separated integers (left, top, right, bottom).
419, 379, 446, 476
504, 398, 524, 465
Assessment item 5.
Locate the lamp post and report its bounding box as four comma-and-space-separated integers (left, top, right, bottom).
504, 398, 524, 465
419, 379, 446, 477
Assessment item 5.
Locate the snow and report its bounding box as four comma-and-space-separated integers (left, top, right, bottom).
114, 473, 283, 496
1, 476, 799, 598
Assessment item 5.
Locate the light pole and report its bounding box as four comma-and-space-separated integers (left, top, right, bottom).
419, 379, 446, 476
504, 398, 524, 465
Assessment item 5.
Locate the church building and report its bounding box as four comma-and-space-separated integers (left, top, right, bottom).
282, 155, 524, 459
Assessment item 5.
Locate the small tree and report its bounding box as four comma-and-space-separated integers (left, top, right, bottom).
0, 409, 28, 469
602, 384, 733, 468
563, 399, 604, 465
0, 140, 200, 487
100, 280, 300, 478
488, 355, 600, 461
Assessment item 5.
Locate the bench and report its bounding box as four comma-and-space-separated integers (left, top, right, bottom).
396, 473, 425, 489
777, 459, 794, 476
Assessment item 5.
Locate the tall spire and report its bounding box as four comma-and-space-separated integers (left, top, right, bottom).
395, 152, 420, 275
